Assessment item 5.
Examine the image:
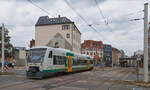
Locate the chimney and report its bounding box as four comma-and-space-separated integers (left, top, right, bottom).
58, 15, 61, 18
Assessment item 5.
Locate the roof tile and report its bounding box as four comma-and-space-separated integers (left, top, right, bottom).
35, 16, 73, 26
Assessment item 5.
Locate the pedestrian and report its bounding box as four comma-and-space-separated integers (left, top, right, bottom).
12, 59, 16, 68
4, 59, 9, 71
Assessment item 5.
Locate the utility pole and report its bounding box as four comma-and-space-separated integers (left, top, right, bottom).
112, 52, 113, 68
144, 3, 149, 83
1, 24, 5, 72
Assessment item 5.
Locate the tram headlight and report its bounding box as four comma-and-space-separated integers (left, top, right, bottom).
39, 66, 43, 71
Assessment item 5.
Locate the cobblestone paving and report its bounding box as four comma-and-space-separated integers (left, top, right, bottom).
0, 67, 150, 90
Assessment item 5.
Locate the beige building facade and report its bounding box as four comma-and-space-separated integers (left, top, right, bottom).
14, 47, 26, 66
35, 16, 81, 53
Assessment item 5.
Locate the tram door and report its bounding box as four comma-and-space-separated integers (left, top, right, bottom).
88, 58, 90, 70
67, 56, 72, 72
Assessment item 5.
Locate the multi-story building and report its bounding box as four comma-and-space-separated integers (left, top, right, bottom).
103, 44, 112, 66
112, 48, 119, 66
35, 15, 81, 53
134, 50, 143, 56
30, 39, 35, 48
119, 50, 126, 58
81, 40, 103, 64
13, 47, 26, 66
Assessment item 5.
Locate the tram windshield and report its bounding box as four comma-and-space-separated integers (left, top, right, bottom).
27, 48, 47, 63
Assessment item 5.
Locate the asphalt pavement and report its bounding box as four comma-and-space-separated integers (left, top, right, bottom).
0, 67, 150, 90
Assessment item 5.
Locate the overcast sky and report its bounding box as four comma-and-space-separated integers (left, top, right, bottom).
0, 0, 150, 56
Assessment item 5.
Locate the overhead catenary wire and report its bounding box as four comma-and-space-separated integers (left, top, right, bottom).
94, 0, 144, 31
63, 0, 90, 26
27, 0, 54, 18
5, 24, 35, 27
64, 0, 115, 45
125, 10, 144, 16
63, 0, 116, 46
125, 10, 144, 21
94, 0, 108, 25
94, 0, 115, 32
116, 10, 144, 23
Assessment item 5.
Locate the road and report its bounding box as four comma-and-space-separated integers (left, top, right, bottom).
0, 67, 149, 90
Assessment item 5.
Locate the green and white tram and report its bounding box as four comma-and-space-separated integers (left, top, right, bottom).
26, 46, 94, 78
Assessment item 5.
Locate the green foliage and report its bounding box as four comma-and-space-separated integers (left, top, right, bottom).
0, 28, 13, 58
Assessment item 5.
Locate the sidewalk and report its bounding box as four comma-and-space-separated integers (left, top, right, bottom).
139, 68, 150, 75
14, 66, 26, 70
0, 66, 26, 75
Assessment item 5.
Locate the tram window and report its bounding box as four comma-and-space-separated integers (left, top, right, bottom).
73, 59, 78, 65
48, 51, 52, 58
53, 55, 65, 65
75, 59, 87, 65
53, 56, 57, 64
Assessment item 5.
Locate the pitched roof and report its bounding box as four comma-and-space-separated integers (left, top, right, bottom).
81, 40, 103, 49
35, 16, 73, 26
14, 47, 26, 50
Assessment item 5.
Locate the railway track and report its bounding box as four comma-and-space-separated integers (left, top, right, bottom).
0, 67, 137, 90
107, 68, 135, 90
0, 71, 87, 90
0, 79, 36, 89
27, 73, 87, 90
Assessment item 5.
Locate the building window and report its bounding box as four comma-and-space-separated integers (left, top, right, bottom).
54, 42, 59, 48
82, 48, 85, 51
86, 48, 89, 50
66, 33, 70, 38
73, 25, 76, 30
90, 48, 92, 51
97, 53, 99, 55
62, 25, 70, 30
94, 48, 95, 51
87, 52, 89, 55
93, 44, 100, 47
90, 52, 92, 56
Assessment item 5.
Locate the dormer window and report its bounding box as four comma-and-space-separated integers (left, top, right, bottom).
62, 25, 70, 30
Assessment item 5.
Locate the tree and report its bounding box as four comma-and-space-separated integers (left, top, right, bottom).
0, 27, 13, 58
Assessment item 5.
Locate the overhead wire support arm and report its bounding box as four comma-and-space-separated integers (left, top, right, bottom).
126, 10, 144, 16
129, 18, 144, 21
